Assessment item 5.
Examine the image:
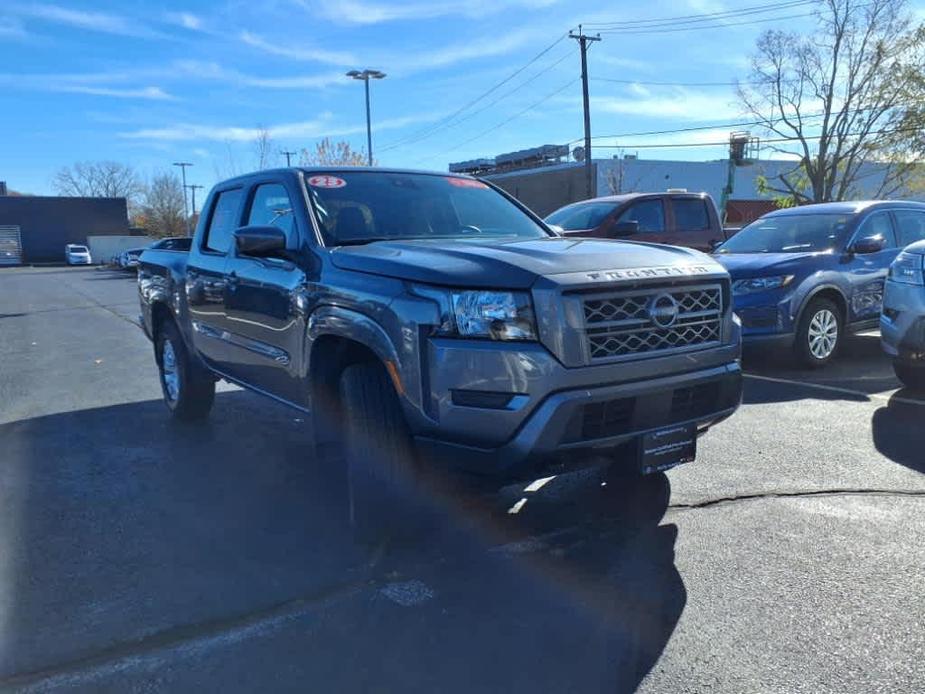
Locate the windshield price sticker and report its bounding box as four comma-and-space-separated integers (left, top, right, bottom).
308, 175, 347, 189
447, 177, 488, 189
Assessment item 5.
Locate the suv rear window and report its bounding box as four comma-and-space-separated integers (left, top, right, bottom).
673, 198, 710, 231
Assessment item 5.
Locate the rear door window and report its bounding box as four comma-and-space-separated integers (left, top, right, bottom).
616, 199, 665, 233
203, 188, 244, 254
672, 198, 710, 231
893, 210, 925, 247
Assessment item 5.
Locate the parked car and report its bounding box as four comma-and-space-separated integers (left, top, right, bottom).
148, 237, 192, 252
137, 168, 743, 535
544, 191, 729, 252
65, 244, 92, 265
714, 200, 925, 367
881, 239, 925, 390
119, 247, 146, 269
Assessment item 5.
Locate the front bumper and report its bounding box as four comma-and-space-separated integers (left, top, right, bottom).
415, 360, 742, 480
881, 279, 925, 362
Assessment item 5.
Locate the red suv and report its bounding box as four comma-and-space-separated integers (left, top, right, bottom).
545, 191, 729, 252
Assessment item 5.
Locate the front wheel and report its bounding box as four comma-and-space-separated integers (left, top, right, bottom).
156, 320, 215, 421
794, 298, 842, 368
339, 362, 421, 541
893, 361, 925, 392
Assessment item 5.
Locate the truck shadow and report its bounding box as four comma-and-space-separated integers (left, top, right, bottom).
871, 392, 925, 474
0, 391, 683, 691
742, 333, 909, 405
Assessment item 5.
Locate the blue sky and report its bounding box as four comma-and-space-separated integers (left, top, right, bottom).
1, 0, 921, 196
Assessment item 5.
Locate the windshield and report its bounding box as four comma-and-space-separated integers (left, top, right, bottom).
304, 171, 550, 245
545, 202, 617, 230
69, 246, 88, 253
717, 213, 851, 254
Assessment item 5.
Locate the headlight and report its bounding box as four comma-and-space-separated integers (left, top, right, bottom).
732, 275, 794, 294
414, 286, 537, 341
890, 251, 925, 285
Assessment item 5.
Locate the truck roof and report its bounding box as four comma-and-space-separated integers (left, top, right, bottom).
217, 167, 479, 187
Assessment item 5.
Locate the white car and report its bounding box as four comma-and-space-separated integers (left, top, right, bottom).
65, 244, 92, 265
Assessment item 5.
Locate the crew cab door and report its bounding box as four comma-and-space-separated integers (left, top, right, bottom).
610, 198, 668, 244
221, 180, 308, 405
666, 196, 723, 251
186, 186, 244, 371
843, 210, 899, 322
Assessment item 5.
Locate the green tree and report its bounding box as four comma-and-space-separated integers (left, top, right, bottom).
738, 0, 925, 204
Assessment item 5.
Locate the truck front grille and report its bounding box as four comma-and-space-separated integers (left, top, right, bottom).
581, 284, 723, 361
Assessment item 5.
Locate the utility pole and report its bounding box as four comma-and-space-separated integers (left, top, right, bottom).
172, 162, 193, 236
569, 26, 600, 200
187, 184, 204, 218
281, 150, 297, 167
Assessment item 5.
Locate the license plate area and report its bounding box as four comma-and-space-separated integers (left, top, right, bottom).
639, 424, 697, 474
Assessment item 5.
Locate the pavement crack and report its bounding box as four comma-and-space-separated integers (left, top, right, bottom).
668, 488, 925, 511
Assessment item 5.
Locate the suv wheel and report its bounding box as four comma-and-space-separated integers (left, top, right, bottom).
893, 361, 925, 392
339, 361, 421, 541
794, 298, 842, 368
156, 320, 215, 421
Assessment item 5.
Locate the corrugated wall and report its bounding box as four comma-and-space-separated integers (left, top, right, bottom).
0, 197, 129, 264
486, 163, 596, 217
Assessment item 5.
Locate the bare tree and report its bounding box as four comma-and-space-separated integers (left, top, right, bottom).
140, 173, 187, 238
253, 125, 276, 170
300, 138, 370, 167
738, 0, 925, 203
53, 161, 145, 208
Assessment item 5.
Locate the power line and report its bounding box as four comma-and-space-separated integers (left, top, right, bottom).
583, 0, 815, 29
595, 11, 816, 35
428, 78, 579, 161
377, 32, 570, 153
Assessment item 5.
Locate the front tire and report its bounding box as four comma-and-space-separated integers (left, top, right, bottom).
794, 298, 842, 368
893, 361, 925, 392
155, 320, 215, 421
339, 362, 420, 540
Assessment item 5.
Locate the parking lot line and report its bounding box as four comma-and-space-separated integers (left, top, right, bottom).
744, 372, 925, 407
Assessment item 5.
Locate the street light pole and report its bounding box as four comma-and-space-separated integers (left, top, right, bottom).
346, 69, 386, 166
173, 162, 193, 236
187, 184, 204, 218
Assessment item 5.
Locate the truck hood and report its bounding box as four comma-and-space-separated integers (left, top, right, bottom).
330, 237, 717, 289
713, 251, 830, 278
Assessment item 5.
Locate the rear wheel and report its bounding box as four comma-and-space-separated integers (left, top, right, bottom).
339, 361, 421, 541
893, 361, 925, 392
156, 319, 215, 421
794, 298, 842, 368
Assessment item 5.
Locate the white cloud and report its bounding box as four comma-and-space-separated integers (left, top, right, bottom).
164, 11, 201, 30
591, 88, 740, 122
172, 60, 347, 90
119, 112, 440, 142
239, 31, 356, 66
0, 17, 27, 39
311, 0, 560, 25
60, 85, 176, 100
7, 3, 165, 38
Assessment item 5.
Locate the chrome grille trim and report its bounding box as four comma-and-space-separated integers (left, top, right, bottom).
580, 283, 723, 361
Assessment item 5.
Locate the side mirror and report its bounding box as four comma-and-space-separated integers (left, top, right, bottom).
234, 225, 287, 257
849, 235, 886, 255
611, 220, 639, 237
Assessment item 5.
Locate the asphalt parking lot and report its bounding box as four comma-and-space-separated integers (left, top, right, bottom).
1, 266, 924, 693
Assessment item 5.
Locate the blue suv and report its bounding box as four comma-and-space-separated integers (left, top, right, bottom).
714, 201, 925, 367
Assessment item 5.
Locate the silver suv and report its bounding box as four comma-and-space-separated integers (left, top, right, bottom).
882, 239, 925, 389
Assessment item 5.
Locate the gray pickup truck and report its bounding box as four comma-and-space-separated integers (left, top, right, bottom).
138, 168, 742, 530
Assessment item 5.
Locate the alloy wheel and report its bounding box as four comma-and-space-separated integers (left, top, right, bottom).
807, 309, 838, 360
162, 339, 181, 402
